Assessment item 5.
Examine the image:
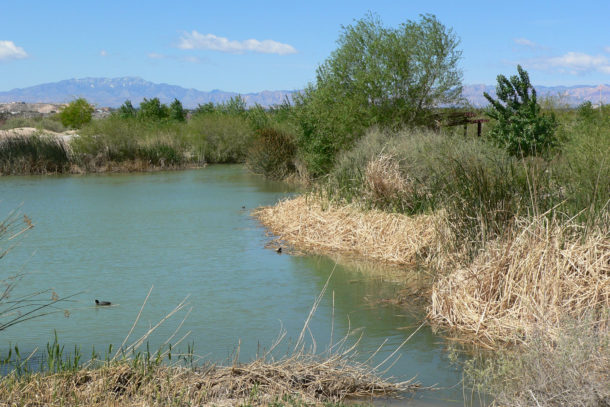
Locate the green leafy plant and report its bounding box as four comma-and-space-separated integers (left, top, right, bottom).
59, 98, 94, 128
484, 65, 558, 157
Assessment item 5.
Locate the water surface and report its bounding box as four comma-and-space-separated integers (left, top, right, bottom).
1, 166, 470, 405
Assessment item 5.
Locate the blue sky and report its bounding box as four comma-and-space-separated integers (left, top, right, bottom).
1, 0, 609, 93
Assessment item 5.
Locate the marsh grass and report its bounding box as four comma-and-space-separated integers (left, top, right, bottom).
0, 116, 67, 133
464, 316, 609, 407
429, 214, 610, 348
69, 113, 253, 172
0, 133, 71, 174
253, 195, 442, 267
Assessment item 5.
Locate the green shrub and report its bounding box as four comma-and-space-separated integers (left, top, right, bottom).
59, 98, 94, 129
484, 65, 558, 157
553, 104, 610, 226
246, 127, 296, 180
0, 116, 67, 133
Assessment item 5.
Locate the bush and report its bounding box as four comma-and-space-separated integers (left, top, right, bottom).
246, 127, 296, 180
59, 98, 94, 129
484, 65, 558, 157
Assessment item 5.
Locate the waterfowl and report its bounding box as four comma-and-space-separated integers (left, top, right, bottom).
95, 299, 111, 306
276, 247, 282, 254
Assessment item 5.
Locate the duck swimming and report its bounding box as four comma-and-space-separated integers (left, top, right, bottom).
95, 299, 111, 306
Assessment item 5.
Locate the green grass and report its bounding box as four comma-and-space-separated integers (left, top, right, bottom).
0, 116, 67, 133
0, 134, 71, 174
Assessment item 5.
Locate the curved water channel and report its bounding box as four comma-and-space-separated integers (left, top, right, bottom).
1, 165, 474, 406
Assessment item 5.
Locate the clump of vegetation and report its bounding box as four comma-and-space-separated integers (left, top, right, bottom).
0, 115, 67, 133
429, 215, 609, 347
59, 98, 94, 129
254, 195, 442, 266
0, 349, 416, 406
484, 65, 558, 157
0, 134, 71, 174
247, 127, 297, 180
465, 317, 609, 407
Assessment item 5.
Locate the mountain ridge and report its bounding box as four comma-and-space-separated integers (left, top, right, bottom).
1, 77, 609, 108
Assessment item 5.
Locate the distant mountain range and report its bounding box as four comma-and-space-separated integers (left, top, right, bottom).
0, 77, 295, 108
0, 77, 608, 108
463, 84, 610, 107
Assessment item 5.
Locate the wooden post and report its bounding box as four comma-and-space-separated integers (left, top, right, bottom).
463, 123, 468, 137
477, 121, 482, 137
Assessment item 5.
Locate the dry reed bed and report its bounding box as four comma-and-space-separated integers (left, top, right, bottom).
429, 216, 610, 348
0, 354, 417, 406
253, 195, 440, 266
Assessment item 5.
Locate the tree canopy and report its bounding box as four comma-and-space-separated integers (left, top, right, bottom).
295, 13, 463, 176
59, 98, 94, 128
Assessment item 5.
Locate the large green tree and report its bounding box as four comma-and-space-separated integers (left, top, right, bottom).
59, 98, 94, 128
295, 13, 463, 176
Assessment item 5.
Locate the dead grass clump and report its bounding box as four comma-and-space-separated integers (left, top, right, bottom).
364, 154, 412, 209
0, 353, 417, 406
254, 195, 441, 266
429, 216, 610, 347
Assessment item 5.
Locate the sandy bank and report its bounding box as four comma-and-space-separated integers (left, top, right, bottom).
0, 126, 78, 143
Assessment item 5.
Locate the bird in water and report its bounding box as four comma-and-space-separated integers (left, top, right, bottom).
95, 299, 111, 306
276, 247, 282, 254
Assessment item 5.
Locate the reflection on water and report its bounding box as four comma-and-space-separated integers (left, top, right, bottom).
0, 165, 476, 406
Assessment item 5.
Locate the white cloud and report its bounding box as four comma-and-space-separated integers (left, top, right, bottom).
545, 52, 610, 74
148, 53, 166, 59
0, 40, 28, 61
182, 56, 201, 63
514, 38, 539, 48
100, 50, 107, 57
604, 46, 610, 54
177, 31, 297, 55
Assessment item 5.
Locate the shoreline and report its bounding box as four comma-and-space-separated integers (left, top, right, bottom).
255, 194, 609, 349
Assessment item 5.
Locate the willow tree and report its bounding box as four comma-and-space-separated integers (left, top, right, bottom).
295, 13, 463, 176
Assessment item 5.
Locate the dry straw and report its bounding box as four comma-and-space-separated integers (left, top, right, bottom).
429, 216, 610, 348
0, 354, 418, 406
253, 195, 441, 266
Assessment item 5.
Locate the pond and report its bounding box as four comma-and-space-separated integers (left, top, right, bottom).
0, 165, 473, 406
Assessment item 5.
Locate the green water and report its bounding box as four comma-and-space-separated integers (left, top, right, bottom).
1, 165, 471, 406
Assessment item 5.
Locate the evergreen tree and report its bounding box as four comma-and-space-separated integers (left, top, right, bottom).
484, 65, 558, 157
